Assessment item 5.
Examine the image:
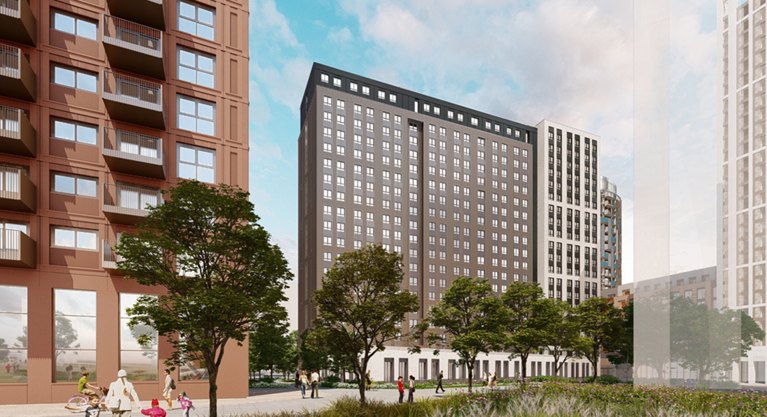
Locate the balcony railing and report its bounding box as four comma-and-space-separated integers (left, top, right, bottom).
103, 70, 164, 129
102, 239, 123, 270
0, 0, 35, 45
103, 182, 161, 225
0, 104, 35, 156
103, 127, 165, 178
0, 228, 35, 268
0, 43, 34, 100
0, 165, 35, 212
103, 15, 164, 79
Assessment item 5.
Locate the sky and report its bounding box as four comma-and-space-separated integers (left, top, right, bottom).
247, 0, 720, 330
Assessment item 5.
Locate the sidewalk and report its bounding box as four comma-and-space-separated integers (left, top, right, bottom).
0, 387, 475, 417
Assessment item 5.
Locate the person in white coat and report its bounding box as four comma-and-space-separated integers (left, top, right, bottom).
106, 369, 140, 417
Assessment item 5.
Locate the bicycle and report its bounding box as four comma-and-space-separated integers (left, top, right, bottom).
65, 387, 108, 413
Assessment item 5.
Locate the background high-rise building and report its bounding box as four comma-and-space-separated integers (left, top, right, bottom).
0, 0, 250, 404
720, 0, 767, 385
536, 121, 601, 306
600, 176, 622, 289
299, 63, 593, 382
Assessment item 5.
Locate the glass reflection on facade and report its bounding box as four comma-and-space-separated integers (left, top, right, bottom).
120, 294, 158, 381
54, 289, 97, 382
0, 285, 27, 383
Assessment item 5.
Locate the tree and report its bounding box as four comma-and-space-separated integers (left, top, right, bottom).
607, 300, 633, 367
575, 297, 624, 380
502, 282, 549, 381
311, 244, 419, 404
297, 329, 331, 372
541, 298, 589, 376
417, 277, 505, 392
117, 180, 291, 417
249, 308, 291, 379
671, 297, 764, 383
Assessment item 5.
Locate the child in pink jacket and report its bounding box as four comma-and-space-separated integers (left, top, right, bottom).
141, 399, 166, 417
178, 392, 194, 417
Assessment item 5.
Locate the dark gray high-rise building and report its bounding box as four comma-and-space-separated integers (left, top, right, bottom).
298, 63, 536, 337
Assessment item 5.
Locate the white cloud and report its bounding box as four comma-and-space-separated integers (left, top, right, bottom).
327, 26, 353, 44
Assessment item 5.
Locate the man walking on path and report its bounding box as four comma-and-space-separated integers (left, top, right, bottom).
435, 370, 445, 393
310, 370, 320, 399
397, 376, 404, 403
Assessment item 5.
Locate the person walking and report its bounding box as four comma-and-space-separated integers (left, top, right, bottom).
490, 371, 497, 391
365, 370, 372, 391
294, 370, 300, 389
310, 369, 320, 399
177, 392, 194, 417
106, 369, 140, 417
162, 369, 174, 409
299, 370, 308, 399
407, 375, 416, 403
397, 376, 404, 403
435, 370, 445, 394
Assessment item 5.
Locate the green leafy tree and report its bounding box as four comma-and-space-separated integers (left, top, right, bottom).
417, 277, 505, 392
671, 297, 764, 383
575, 297, 624, 380
297, 329, 331, 372
541, 298, 589, 376
502, 282, 549, 381
607, 300, 634, 367
249, 308, 291, 379
116, 180, 291, 417
278, 331, 299, 377
312, 244, 419, 404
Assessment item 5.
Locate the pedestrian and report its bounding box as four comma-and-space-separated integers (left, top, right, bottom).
106, 369, 140, 417
490, 372, 497, 390
397, 376, 404, 403
435, 370, 445, 393
310, 369, 320, 399
407, 375, 415, 403
365, 370, 372, 391
178, 392, 194, 417
84, 397, 101, 417
162, 369, 175, 409
294, 370, 300, 389
140, 399, 166, 417
299, 370, 308, 398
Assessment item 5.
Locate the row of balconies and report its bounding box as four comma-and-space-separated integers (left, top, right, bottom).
0, 0, 164, 47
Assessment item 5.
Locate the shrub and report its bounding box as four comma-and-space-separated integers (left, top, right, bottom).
323, 375, 341, 384
582, 375, 621, 385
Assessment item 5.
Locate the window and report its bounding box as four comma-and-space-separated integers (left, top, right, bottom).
120, 294, 158, 381
0, 285, 27, 383
53, 173, 97, 197
54, 289, 97, 382
116, 183, 160, 210
177, 143, 215, 182
52, 10, 97, 40
178, 48, 215, 88
53, 65, 97, 92
178, 0, 215, 40
177, 95, 215, 135
52, 119, 97, 145
53, 227, 98, 250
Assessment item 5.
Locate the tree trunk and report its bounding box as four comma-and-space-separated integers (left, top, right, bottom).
270, 366, 274, 379
521, 354, 528, 382
591, 347, 599, 380
467, 363, 473, 392
208, 367, 219, 417
357, 362, 367, 405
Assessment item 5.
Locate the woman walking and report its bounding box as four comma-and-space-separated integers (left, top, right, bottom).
299, 370, 308, 398
106, 369, 140, 417
162, 369, 174, 409
407, 375, 415, 403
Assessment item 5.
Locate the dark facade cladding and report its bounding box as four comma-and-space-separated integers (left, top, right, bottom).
299, 63, 538, 336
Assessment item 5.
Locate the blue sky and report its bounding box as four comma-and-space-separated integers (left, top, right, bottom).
247, 0, 718, 329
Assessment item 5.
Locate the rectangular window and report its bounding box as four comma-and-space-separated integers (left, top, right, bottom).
0, 285, 27, 383
52, 119, 97, 145
52, 10, 97, 40
53, 65, 97, 93
178, 47, 215, 88
53, 227, 98, 250
116, 183, 160, 210
52, 173, 97, 197
120, 294, 158, 381
177, 143, 215, 183
178, 0, 215, 40
177, 95, 215, 135
54, 289, 97, 382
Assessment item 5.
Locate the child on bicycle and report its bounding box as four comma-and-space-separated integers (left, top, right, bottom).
78, 371, 101, 402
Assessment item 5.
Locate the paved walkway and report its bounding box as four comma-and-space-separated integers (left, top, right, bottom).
0, 387, 481, 417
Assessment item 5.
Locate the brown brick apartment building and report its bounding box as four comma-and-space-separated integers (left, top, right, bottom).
0, 0, 249, 404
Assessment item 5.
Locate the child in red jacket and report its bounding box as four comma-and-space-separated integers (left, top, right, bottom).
141, 399, 167, 417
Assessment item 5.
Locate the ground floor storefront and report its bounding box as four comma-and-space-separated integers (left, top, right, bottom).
0, 268, 248, 404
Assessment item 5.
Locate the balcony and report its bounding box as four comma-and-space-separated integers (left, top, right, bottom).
103, 70, 164, 129
103, 182, 161, 225
0, 165, 35, 212
0, 104, 34, 156
0, 0, 35, 45
0, 43, 35, 101
106, 0, 165, 30
0, 228, 35, 268
102, 239, 123, 271
103, 127, 165, 178
103, 15, 164, 80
